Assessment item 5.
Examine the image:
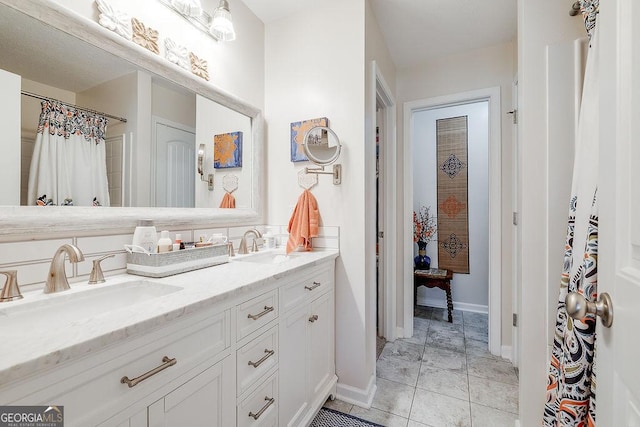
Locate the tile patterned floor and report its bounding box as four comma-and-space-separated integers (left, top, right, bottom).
324, 307, 519, 427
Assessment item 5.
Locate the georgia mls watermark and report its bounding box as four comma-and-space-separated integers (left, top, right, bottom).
0, 406, 63, 427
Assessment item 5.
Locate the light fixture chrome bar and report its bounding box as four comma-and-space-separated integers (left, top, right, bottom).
157, 0, 220, 41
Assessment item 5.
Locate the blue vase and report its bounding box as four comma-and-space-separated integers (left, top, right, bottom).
414, 241, 431, 270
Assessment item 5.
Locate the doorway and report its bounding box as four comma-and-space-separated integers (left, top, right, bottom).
403, 87, 502, 355
373, 62, 397, 343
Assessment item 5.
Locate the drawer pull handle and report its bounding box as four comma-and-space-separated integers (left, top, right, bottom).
248, 396, 275, 420
309, 314, 319, 323
248, 349, 275, 368
305, 281, 321, 291
247, 305, 274, 320
121, 356, 176, 388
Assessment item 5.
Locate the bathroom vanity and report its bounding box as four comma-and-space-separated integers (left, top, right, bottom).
0, 249, 338, 427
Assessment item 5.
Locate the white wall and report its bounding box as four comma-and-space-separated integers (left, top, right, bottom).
265, 0, 375, 406
413, 102, 489, 310
397, 41, 515, 345
517, 0, 584, 424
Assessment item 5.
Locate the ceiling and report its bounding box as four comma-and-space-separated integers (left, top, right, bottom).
240, 0, 517, 69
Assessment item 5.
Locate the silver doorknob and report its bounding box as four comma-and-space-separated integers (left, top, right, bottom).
565, 292, 613, 328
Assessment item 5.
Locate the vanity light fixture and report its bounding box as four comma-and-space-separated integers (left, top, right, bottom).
210, 0, 236, 41
170, 0, 203, 17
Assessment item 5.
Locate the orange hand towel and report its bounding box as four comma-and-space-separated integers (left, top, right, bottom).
219, 192, 236, 208
286, 189, 319, 254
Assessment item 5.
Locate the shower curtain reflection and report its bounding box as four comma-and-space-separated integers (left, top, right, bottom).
27, 100, 111, 207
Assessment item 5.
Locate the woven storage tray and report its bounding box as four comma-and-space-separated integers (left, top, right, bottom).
126, 244, 228, 278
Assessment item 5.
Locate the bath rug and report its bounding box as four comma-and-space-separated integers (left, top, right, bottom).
436, 115, 470, 273
310, 407, 384, 427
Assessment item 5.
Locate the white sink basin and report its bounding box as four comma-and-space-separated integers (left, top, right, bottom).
0, 280, 182, 330
233, 250, 304, 265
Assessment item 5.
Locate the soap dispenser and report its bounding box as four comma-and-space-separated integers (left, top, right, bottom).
132, 219, 158, 253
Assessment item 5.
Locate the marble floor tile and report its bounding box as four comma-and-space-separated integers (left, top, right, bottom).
422, 346, 467, 373
414, 316, 431, 332
431, 308, 464, 325
380, 340, 425, 363
377, 354, 421, 386
416, 366, 469, 401
371, 377, 416, 418
404, 327, 428, 346
414, 305, 434, 319
463, 326, 488, 343
462, 311, 488, 326
429, 320, 464, 334
470, 403, 519, 427
323, 397, 353, 414
349, 406, 409, 427
426, 328, 466, 353
468, 376, 519, 414
464, 338, 502, 361
407, 421, 433, 427
467, 355, 518, 385
410, 388, 471, 427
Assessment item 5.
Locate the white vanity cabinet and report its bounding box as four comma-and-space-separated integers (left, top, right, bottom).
0, 254, 337, 427
279, 265, 336, 427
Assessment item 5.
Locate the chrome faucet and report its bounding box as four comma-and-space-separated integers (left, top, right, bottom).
238, 228, 263, 255
45, 244, 85, 294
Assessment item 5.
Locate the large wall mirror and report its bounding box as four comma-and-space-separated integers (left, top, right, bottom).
0, 0, 263, 238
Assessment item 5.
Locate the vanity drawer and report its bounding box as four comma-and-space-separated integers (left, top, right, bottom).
4, 310, 231, 426
237, 325, 278, 397
238, 372, 278, 427
281, 268, 333, 313
237, 290, 279, 341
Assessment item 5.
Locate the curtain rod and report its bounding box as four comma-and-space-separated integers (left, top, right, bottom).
20, 90, 128, 123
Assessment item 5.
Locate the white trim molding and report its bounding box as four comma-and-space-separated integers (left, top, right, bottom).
403, 87, 503, 356
335, 374, 377, 409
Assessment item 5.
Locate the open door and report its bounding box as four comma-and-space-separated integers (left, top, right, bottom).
597, 0, 640, 423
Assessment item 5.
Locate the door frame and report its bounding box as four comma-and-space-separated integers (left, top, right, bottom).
403, 87, 502, 355
151, 116, 196, 207
372, 61, 398, 341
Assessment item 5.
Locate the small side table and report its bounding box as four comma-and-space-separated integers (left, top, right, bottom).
414, 269, 454, 323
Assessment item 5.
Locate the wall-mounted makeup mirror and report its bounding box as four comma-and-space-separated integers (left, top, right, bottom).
0, 0, 263, 238
303, 126, 342, 185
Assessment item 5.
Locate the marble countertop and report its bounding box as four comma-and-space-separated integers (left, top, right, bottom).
0, 248, 339, 386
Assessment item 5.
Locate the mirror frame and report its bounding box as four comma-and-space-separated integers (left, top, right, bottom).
0, 0, 264, 239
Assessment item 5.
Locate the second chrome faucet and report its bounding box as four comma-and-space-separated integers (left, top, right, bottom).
45, 244, 85, 294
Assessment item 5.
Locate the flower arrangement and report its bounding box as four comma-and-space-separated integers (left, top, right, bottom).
413, 205, 437, 245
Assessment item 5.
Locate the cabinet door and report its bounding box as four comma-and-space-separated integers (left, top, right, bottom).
308, 291, 335, 397
279, 307, 309, 427
148, 356, 234, 427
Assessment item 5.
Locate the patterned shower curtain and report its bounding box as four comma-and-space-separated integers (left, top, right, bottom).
544, 1, 599, 426
27, 100, 110, 207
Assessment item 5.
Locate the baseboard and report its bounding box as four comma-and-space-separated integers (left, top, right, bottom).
335, 374, 377, 409
417, 297, 488, 314
501, 345, 512, 361
396, 326, 406, 339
